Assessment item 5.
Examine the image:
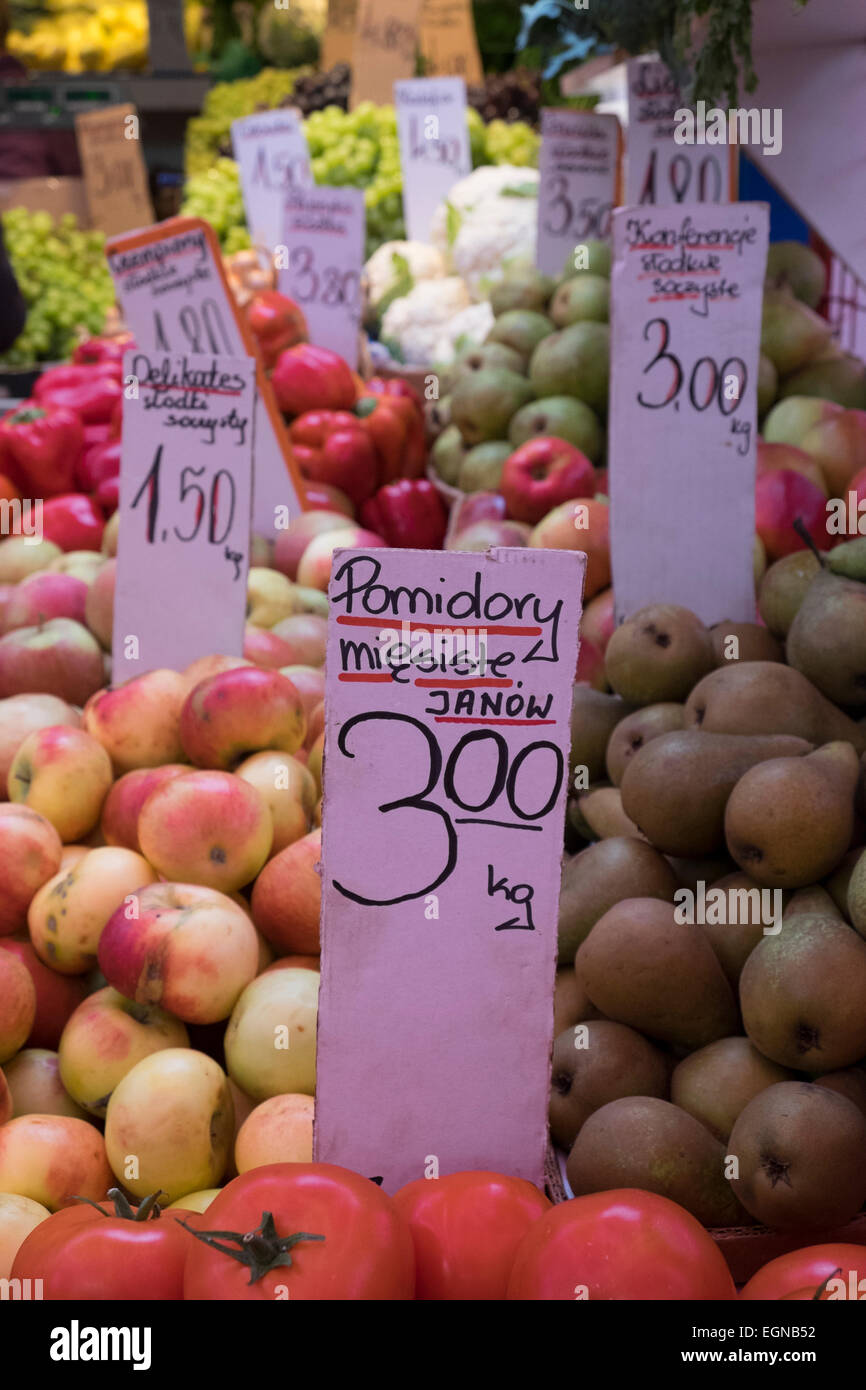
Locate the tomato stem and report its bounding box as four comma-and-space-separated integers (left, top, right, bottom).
71, 1188, 166, 1221
177, 1211, 325, 1285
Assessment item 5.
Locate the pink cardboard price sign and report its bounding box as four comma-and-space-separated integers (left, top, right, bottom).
394, 77, 472, 244
106, 217, 307, 540
535, 108, 622, 277
314, 545, 585, 1192
278, 186, 365, 368
231, 109, 312, 254
625, 57, 736, 207
112, 349, 255, 678
608, 202, 769, 625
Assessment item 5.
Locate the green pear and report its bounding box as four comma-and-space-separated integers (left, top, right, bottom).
430, 424, 465, 486
489, 267, 555, 316
560, 238, 611, 280
604, 604, 714, 704
683, 661, 866, 752
763, 394, 842, 446
828, 536, 866, 581
453, 341, 527, 378
786, 567, 866, 707
846, 847, 866, 936
765, 240, 826, 308
825, 847, 862, 921
529, 322, 610, 415
757, 353, 778, 420
485, 309, 554, 360
508, 395, 603, 463
758, 550, 824, 637
761, 288, 832, 376
549, 274, 609, 328
457, 441, 511, 493
569, 686, 632, 785
449, 368, 534, 447
779, 352, 866, 410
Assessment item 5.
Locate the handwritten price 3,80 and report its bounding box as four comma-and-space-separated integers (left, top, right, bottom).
286, 246, 360, 311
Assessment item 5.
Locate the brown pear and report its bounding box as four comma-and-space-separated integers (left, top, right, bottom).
728, 1081, 866, 1230
558, 836, 677, 961
825, 848, 861, 919
786, 569, 866, 709
758, 551, 823, 637
667, 856, 737, 894
725, 742, 859, 888
709, 622, 783, 665
671, 1037, 795, 1143
604, 604, 714, 705
566, 1096, 742, 1227
846, 847, 866, 936
570, 687, 632, 784
553, 968, 602, 1035
698, 872, 780, 986
575, 897, 738, 1049
815, 1068, 866, 1119
549, 1020, 670, 1149
783, 886, 843, 922
605, 703, 684, 786
620, 731, 812, 857
684, 662, 866, 752
576, 786, 643, 840
739, 913, 866, 1071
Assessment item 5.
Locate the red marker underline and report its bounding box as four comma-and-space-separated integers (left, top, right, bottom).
144, 383, 243, 396
415, 678, 512, 688
631, 242, 736, 251
338, 673, 392, 682
336, 616, 541, 636
434, 717, 556, 726
648, 293, 701, 301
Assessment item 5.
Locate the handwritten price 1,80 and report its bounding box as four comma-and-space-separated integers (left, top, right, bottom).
543, 177, 612, 241
286, 246, 360, 310
332, 713, 564, 907
638, 317, 747, 414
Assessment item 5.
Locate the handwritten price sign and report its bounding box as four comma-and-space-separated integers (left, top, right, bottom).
231, 108, 312, 253
395, 77, 472, 243
75, 103, 154, 237
536, 108, 621, 276
112, 350, 255, 678
314, 546, 584, 1192
625, 57, 735, 207
608, 202, 769, 624
350, 0, 424, 107
278, 186, 365, 367
106, 217, 306, 538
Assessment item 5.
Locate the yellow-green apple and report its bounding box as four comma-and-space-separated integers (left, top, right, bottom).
100, 764, 189, 851
101, 511, 119, 556
104, 1048, 233, 1201
250, 534, 274, 569
0, 1193, 50, 1278
0, 1113, 112, 1209
251, 827, 321, 955
224, 967, 319, 1100
0, 803, 63, 936
58, 985, 188, 1116
449, 519, 531, 552
3, 1048, 87, 1119
0, 1066, 9, 1124
242, 624, 294, 668
0, 537, 61, 584
273, 509, 355, 580
246, 567, 298, 628
48, 550, 105, 585
137, 770, 273, 892
3, 572, 88, 634
0, 694, 81, 788
234, 1093, 314, 1171
799, 409, 866, 496
292, 585, 329, 618
181, 652, 251, 693
60, 845, 89, 869
763, 395, 842, 446
0, 938, 86, 1049
236, 750, 316, 856
530, 497, 610, 599
296, 525, 385, 592
83, 558, 114, 649
279, 665, 325, 717
83, 668, 187, 773
305, 700, 324, 752
9, 725, 113, 842
270, 613, 327, 666
756, 440, 828, 496
27, 846, 157, 975
98, 882, 259, 1025
263, 954, 320, 973
0, 948, 36, 1061
0, 617, 105, 704
307, 732, 323, 795
164, 1188, 219, 1213
181, 666, 306, 768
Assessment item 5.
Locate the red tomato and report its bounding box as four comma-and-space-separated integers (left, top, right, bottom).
506, 1190, 737, 1301
740, 1244, 866, 1301
393, 1170, 550, 1300
182, 1163, 414, 1301
12, 1190, 202, 1300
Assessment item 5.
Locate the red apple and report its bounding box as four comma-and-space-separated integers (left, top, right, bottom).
529, 497, 611, 600
8, 725, 113, 842
2, 573, 89, 634
296, 525, 385, 592
756, 441, 828, 496
181, 666, 306, 768
581, 587, 615, 653
83, 559, 114, 649
0, 618, 105, 704
242, 625, 295, 669
0, 949, 36, 1062
0, 939, 87, 1049
300, 482, 354, 517
500, 437, 595, 524
0, 693, 80, 787
269, 613, 327, 667
75, 440, 120, 495
575, 635, 606, 689
448, 520, 531, 551
137, 770, 273, 892
272, 510, 354, 581
39, 495, 105, 553
278, 665, 325, 716
0, 1114, 111, 1210
449, 491, 508, 533
95, 476, 119, 517
755, 468, 832, 561
83, 667, 188, 773
0, 803, 63, 936
100, 763, 190, 851
799, 409, 866, 496
251, 828, 322, 956
181, 653, 252, 693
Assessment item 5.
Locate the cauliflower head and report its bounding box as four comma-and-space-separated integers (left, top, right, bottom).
430, 166, 540, 300
364, 240, 447, 316
431, 302, 496, 366
379, 276, 472, 365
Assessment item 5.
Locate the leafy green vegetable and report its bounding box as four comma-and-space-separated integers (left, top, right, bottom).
501, 182, 539, 198
445, 202, 463, 248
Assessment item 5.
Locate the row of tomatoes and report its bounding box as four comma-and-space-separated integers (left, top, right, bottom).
10, 1162, 860, 1301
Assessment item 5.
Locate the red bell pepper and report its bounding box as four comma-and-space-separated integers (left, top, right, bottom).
360, 479, 448, 549
365, 374, 424, 414
288, 410, 379, 507
355, 390, 426, 485
73, 335, 133, 366
40, 493, 105, 552
34, 365, 123, 426
244, 291, 307, 370
0, 402, 83, 498
107, 397, 123, 442
76, 439, 121, 495
272, 344, 357, 416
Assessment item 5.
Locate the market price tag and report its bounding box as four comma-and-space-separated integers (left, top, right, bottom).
349, 0, 424, 108
113, 349, 254, 678
418, 0, 483, 83
608, 202, 769, 624
277, 186, 365, 368
231, 108, 312, 254
535, 107, 621, 276
625, 57, 736, 206
75, 103, 154, 238
106, 217, 307, 538
321, 0, 357, 69
314, 545, 584, 1192
394, 77, 472, 243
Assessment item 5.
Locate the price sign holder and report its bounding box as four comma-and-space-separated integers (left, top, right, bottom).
231, 109, 312, 254
395, 77, 472, 244
608, 202, 769, 624
314, 545, 585, 1192
535, 107, 622, 277
418, 0, 483, 83
75, 103, 154, 237
625, 57, 737, 207
349, 0, 425, 108
113, 349, 255, 678
106, 217, 307, 537
277, 187, 365, 369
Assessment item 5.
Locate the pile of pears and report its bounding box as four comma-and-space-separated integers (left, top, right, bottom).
555, 577, 866, 1234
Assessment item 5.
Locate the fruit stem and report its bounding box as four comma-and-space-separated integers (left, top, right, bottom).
792, 516, 825, 566
177, 1210, 325, 1285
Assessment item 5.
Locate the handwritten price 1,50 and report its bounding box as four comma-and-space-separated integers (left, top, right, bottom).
638, 317, 747, 415
285, 246, 360, 311
132, 445, 237, 550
